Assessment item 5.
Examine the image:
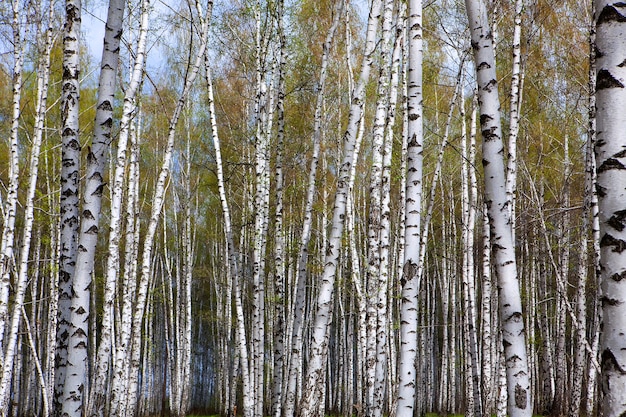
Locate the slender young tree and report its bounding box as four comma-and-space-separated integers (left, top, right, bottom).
89, 0, 150, 414
595, 2, 626, 416
297, 1, 383, 414
464, 0, 532, 415
0, 2, 54, 409
396, 0, 423, 415
0, 0, 25, 363
283, 2, 343, 415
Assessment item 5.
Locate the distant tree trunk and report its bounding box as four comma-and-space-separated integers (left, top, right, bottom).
203, 30, 253, 417
465, 0, 532, 415
62, 0, 125, 415
594, 2, 626, 416
0, 0, 25, 366
396, 0, 423, 415
57, 0, 82, 410
297, 1, 382, 414
122, 2, 211, 414
282, 2, 343, 415
0, 4, 53, 410
460, 84, 482, 417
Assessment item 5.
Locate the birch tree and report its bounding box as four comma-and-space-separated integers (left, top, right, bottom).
396, 0, 423, 415
464, 0, 532, 415
57, 0, 82, 410
0, 0, 25, 365
595, 2, 626, 416
89, 0, 150, 414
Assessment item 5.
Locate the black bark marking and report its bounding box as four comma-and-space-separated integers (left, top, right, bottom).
596, 183, 607, 198
601, 347, 626, 374
85, 225, 99, 235
481, 126, 499, 141
506, 311, 523, 323
618, 58, 626, 68
615, 148, 626, 158
480, 114, 493, 125
515, 384, 527, 409
91, 183, 105, 197
609, 270, 626, 281
484, 79, 498, 93
600, 296, 622, 306
403, 261, 418, 282
600, 233, 626, 253
82, 209, 95, 220
482, 158, 490, 166
492, 243, 506, 251
101, 117, 113, 129
503, 339, 512, 348
97, 100, 113, 111
608, 209, 626, 231
597, 4, 626, 25
477, 61, 491, 70
597, 69, 625, 90
408, 113, 419, 121
598, 157, 626, 172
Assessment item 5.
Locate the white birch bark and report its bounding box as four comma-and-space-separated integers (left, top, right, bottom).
585, 16, 600, 415
465, 0, 532, 415
367, 0, 394, 414
0, 5, 53, 409
594, 2, 626, 416
272, 1, 287, 415
57, 0, 81, 408
109, 110, 142, 417
297, 1, 382, 414
460, 85, 482, 417
90, 2, 150, 415
505, 0, 524, 243
374, 8, 404, 416
396, 0, 423, 414
0, 0, 25, 364
62, 0, 125, 414
204, 59, 254, 417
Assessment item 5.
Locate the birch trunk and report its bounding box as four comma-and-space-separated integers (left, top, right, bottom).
396, 0, 423, 415
0, 0, 25, 364
62, 0, 125, 414
90, 2, 150, 414
272, 1, 287, 415
366, 0, 394, 414
594, 2, 626, 416
203, 42, 254, 417
505, 0, 524, 243
297, 1, 382, 414
465, 0, 532, 415
57, 0, 81, 408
